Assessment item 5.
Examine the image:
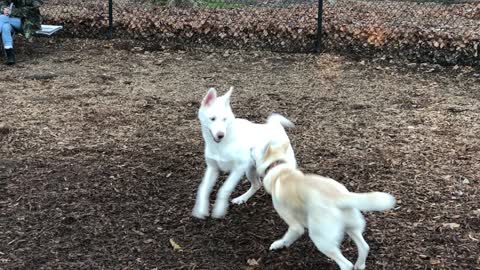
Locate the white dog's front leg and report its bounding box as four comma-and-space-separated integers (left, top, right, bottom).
270, 226, 305, 250
192, 165, 219, 219
211, 169, 244, 218
231, 167, 261, 205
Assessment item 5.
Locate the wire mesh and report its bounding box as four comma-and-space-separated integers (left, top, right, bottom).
39, 0, 480, 64
323, 0, 480, 64
40, 0, 319, 51
40, 0, 110, 38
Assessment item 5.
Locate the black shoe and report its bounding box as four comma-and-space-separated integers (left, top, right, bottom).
5, 48, 16, 65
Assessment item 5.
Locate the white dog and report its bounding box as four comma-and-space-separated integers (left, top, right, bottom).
192, 87, 296, 219
253, 141, 396, 270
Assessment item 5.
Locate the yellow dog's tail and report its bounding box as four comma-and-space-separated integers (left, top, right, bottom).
336, 192, 395, 212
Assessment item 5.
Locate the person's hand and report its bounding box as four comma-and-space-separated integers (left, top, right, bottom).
3, 7, 10, 15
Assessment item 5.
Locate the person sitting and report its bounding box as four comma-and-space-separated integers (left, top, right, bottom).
0, 0, 42, 65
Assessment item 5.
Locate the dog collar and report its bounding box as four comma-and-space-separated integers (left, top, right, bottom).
264, 160, 286, 176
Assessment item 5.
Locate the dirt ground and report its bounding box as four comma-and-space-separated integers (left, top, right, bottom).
1, 37, 479, 270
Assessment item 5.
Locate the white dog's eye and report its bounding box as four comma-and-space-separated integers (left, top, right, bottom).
210, 117, 216, 121
223, 118, 227, 121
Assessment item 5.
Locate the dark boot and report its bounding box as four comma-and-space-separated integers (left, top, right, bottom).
5, 48, 16, 65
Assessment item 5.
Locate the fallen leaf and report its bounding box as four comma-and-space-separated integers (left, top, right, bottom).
132, 229, 145, 236
169, 238, 183, 252
419, 254, 429, 260
442, 223, 460, 229
247, 258, 260, 266
144, 239, 155, 244
468, 233, 479, 242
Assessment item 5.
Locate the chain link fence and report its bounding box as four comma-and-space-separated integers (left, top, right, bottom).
323, 0, 480, 64
40, 0, 480, 65
40, 0, 111, 38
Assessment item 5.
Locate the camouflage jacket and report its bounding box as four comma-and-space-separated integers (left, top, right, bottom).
0, 0, 43, 39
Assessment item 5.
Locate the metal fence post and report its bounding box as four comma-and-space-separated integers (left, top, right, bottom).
107, 0, 113, 38
315, 0, 323, 53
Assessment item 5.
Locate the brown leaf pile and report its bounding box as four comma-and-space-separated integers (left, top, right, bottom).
40, 0, 480, 65
323, 0, 480, 65
40, 2, 111, 37
41, 4, 318, 51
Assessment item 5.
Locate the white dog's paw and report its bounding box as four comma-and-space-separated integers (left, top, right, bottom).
231, 195, 248, 205
211, 201, 228, 219
269, 240, 287, 250
192, 204, 209, 219
354, 263, 366, 270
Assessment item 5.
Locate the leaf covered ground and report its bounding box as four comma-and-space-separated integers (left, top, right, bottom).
0, 38, 479, 270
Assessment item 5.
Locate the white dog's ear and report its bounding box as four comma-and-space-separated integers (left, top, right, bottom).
202, 88, 217, 107
223, 86, 233, 104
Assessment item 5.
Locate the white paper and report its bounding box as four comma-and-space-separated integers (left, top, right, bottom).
35, 25, 63, 36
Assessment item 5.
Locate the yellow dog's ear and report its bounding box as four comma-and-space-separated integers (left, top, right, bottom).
262, 142, 272, 158
250, 147, 256, 162
269, 141, 290, 155
280, 141, 290, 153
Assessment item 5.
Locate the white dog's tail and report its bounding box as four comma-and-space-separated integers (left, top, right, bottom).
336, 192, 395, 212
267, 113, 295, 128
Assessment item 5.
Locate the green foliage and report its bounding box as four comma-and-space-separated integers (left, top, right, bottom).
196, 0, 243, 8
